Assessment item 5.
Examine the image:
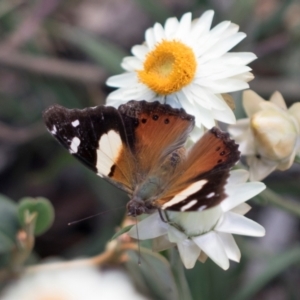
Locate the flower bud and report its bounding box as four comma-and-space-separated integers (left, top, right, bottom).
250, 108, 298, 161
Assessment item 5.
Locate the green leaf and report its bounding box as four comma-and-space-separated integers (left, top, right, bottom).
0, 231, 15, 253
169, 248, 193, 300
18, 197, 54, 236
125, 248, 180, 300
0, 194, 19, 252
231, 246, 300, 300
110, 225, 134, 241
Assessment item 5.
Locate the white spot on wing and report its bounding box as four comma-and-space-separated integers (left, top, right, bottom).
180, 199, 198, 211
198, 205, 207, 211
96, 130, 122, 176
69, 137, 81, 154
162, 180, 208, 209
51, 125, 57, 134
71, 120, 80, 127
207, 192, 215, 198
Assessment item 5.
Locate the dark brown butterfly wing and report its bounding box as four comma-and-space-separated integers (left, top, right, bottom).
43, 101, 195, 194
155, 128, 240, 211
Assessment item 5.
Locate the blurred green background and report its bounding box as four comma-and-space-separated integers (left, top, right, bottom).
0, 0, 300, 299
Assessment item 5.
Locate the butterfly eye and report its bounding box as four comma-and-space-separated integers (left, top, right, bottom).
220, 151, 226, 156
141, 118, 147, 124
164, 119, 170, 124
152, 115, 159, 120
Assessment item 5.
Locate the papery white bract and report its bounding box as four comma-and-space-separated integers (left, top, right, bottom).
128, 170, 265, 270
106, 11, 256, 131
1, 266, 148, 300
228, 90, 300, 181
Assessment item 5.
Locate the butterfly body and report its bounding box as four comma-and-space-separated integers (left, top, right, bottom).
43, 100, 240, 216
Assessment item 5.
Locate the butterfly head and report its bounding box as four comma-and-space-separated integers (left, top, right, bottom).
127, 196, 155, 217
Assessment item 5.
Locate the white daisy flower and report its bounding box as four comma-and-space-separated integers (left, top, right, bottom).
228, 90, 300, 181
1, 266, 149, 300
128, 170, 265, 270
106, 11, 256, 129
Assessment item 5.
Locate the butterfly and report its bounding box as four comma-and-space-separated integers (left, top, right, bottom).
43, 100, 240, 217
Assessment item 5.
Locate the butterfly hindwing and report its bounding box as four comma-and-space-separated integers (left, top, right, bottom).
156, 128, 240, 211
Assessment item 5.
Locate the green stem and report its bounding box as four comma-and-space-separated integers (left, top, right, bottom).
294, 155, 300, 164
255, 188, 300, 218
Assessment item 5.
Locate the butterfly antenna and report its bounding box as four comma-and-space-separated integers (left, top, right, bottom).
68, 205, 125, 225
134, 211, 142, 266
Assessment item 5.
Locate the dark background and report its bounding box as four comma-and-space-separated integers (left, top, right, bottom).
0, 0, 300, 299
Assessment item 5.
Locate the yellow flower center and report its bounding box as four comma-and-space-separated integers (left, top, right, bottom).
138, 40, 197, 95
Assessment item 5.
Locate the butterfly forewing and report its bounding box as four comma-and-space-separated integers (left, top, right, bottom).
43, 101, 195, 196
118, 101, 195, 177
43, 104, 135, 192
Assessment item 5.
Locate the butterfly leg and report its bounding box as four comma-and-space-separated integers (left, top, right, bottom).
158, 209, 169, 223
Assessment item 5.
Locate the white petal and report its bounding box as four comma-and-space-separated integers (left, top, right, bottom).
228, 120, 256, 155
153, 22, 166, 43
194, 104, 216, 128
196, 77, 249, 93
106, 84, 155, 101
212, 106, 236, 124
121, 56, 143, 71
131, 45, 148, 61
270, 91, 287, 109
228, 119, 249, 136
209, 21, 232, 38
167, 224, 187, 243
222, 52, 257, 65
189, 84, 228, 110
145, 28, 155, 49
165, 94, 181, 108
194, 21, 231, 57
243, 90, 265, 117
152, 235, 175, 252
176, 12, 192, 40
215, 211, 266, 236
183, 85, 212, 110
191, 10, 214, 37
247, 156, 277, 181
198, 251, 208, 263
221, 182, 266, 212
188, 125, 205, 143
178, 92, 209, 127
233, 71, 254, 82
176, 238, 201, 269
164, 17, 179, 39
128, 212, 168, 240
200, 32, 246, 61
193, 231, 229, 270
105, 99, 125, 108
230, 203, 252, 215
197, 65, 251, 81
218, 232, 241, 262
106, 73, 137, 88
167, 206, 222, 237
227, 169, 249, 185
220, 23, 240, 39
